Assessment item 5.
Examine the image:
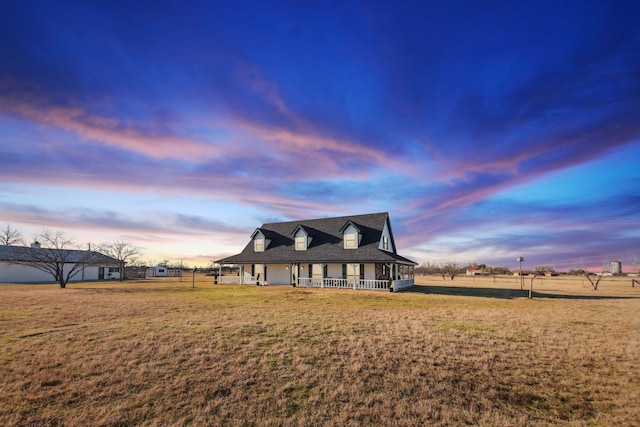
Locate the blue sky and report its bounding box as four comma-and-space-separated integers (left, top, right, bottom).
1, 0, 639, 271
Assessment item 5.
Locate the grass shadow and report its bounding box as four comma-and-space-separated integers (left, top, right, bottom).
405, 285, 640, 300
528, 291, 640, 300
407, 285, 528, 299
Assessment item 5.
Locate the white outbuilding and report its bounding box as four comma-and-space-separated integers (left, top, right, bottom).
0, 244, 120, 283
146, 265, 169, 277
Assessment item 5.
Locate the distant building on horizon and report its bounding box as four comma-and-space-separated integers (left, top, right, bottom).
612, 260, 622, 275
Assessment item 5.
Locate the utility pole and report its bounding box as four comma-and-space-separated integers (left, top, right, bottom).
517, 257, 524, 291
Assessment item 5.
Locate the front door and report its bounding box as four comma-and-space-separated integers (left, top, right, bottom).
98, 267, 105, 280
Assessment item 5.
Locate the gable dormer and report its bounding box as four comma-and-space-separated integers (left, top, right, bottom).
251, 229, 271, 252
339, 220, 361, 249
291, 225, 312, 251
378, 219, 395, 253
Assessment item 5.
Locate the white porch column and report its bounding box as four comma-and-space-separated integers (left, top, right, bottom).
352, 264, 357, 289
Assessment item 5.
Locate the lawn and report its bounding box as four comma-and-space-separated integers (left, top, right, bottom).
1, 275, 639, 426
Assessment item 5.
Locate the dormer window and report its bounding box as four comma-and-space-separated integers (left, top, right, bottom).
383, 236, 389, 251
340, 221, 361, 249
345, 232, 357, 248
292, 225, 311, 251
251, 229, 270, 252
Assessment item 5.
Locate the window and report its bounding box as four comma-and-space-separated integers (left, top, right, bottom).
345, 233, 357, 249
254, 238, 264, 252
108, 267, 120, 273
340, 221, 360, 249
383, 236, 389, 251
295, 235, 306, 250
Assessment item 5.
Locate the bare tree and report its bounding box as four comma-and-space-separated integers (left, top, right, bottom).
415, 262, 440, 276
488, 266, 511, 275
96, 241, 143, 280
0, 223, 25, 246
575, 263, 607, 290
534, 265, 556, 274
9, 230, 104, 288
441, 261, 463, 280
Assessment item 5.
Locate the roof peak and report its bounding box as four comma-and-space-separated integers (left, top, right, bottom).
262, 212, 388, 227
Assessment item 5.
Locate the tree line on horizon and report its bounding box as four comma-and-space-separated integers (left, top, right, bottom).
413, 259, 636, 291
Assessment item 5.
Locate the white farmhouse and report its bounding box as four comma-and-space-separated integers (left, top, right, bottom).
217, 212, 417, 291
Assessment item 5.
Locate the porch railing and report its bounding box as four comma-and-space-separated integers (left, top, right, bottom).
297, 277, 414, 291
218, 275, 261, 285
392, 278, 414, 291
218, 275, 414, 291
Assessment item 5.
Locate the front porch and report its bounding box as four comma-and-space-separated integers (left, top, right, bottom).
217, 262, 415, 291
218, 275, 414, 291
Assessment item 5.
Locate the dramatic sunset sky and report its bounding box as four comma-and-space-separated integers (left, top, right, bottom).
1, 1, 639, 271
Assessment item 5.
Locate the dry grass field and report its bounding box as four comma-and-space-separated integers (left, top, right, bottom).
1, 274, 639, 426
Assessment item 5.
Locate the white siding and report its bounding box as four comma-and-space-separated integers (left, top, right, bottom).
267, 264, 290, 285
378, 222, 395, 252
146, 266, 168, 277
0, 262, 106, 283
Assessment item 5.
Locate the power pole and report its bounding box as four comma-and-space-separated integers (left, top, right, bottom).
517, 257, 524, 291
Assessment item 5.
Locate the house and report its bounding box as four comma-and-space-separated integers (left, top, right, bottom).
0, 244, 120, 283
466, 267, 488, 276
217, 212, 417, 291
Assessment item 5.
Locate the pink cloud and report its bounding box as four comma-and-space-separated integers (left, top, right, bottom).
232, 67, 408, 174
0, 92, 221, 162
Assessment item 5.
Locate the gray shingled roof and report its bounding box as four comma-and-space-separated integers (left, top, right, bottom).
218, 212, 417, 265
0, 245, 119, 264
